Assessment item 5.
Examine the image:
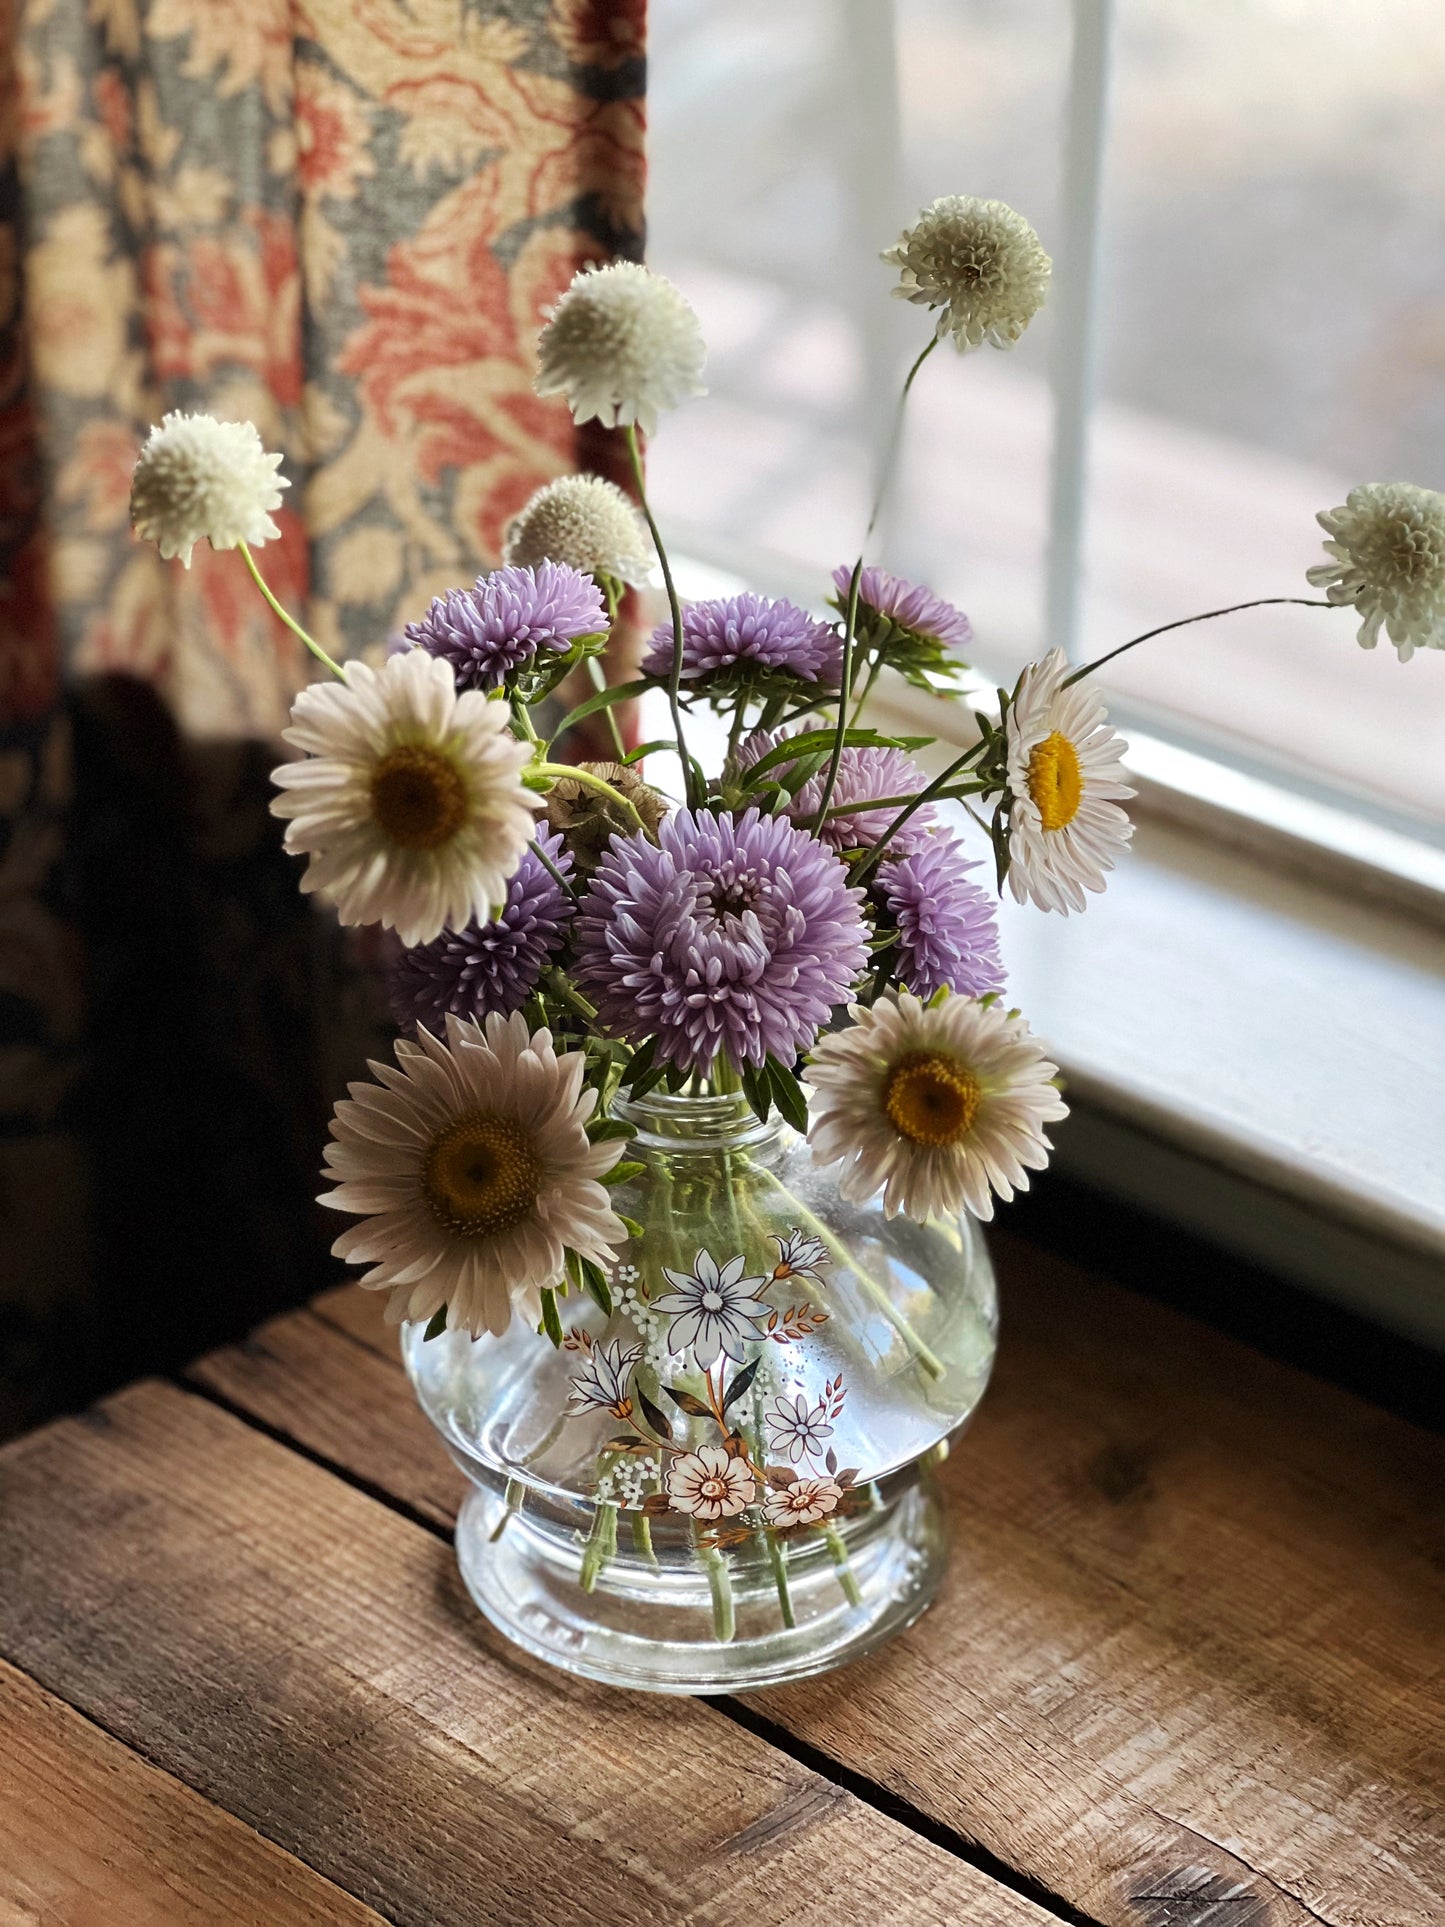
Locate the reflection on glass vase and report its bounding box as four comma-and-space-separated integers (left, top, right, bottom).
404, 1088, 997, 1693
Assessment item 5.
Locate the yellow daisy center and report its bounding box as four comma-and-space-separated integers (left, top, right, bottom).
420, 1111, 541, 1238
882, 1051, 982, 1148
370, 743, 469, 850
1026, 729, 1083, 832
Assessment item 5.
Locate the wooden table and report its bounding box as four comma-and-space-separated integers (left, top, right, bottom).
2, 1231, 1441, 1926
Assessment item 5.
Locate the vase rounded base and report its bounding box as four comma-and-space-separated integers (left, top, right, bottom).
453, 1475, 946, 1694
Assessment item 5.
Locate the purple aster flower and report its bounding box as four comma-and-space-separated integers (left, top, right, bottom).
405, 561, 606, 692
388, 830, 574, 1031
789, 744, 938, 855
831, 563, 972, 659
878, 834, 1006, 1000
574, 808, 868, 1074
643, 593, 843, 689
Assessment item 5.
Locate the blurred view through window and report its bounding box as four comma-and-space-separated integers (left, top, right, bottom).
647, 0, 1445, 834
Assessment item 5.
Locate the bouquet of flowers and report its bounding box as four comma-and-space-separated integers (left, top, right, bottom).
130, 196, 1435, 1637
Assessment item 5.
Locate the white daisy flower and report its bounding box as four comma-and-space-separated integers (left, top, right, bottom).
1307, 481, 1445, 661
666, 1445, 756, 1521
883, 196, 1051, 352
806, 990, 1067, 1224
567, 1337, 644, 1419
270, 648, 541, 947
534, 262, 707, 437
770, 1230, 828, 1282
652, 1249, 770, 1369
1003, 646, 1134, 915
320, 1012, 628, 1338
763, 1393, 834, 1465
130, 412, 288, 567
762, 1477, 842, 1530
503, 474, 653, 587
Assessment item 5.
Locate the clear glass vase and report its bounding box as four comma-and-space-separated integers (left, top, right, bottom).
403, 1088, 997, 1693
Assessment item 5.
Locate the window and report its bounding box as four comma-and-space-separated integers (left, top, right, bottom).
647, 0, 1445, 848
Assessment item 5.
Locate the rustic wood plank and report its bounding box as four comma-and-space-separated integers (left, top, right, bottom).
0, 1382, 1050, 1927
206, 1239, 1445, 1927
0, 1657, 385, 1927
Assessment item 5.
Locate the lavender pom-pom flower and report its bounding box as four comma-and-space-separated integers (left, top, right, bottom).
406, 561, 606, 692
643, 592, 843, 691
831, 563, 972, 693
574, 808, 868, 1074
878, 834, 1006, 1000
734, 731, 939, 856
389, 830, 574, 1032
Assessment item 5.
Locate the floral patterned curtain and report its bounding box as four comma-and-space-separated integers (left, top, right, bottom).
0, 0, 646, 1435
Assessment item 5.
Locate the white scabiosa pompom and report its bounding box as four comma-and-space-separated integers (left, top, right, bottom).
503, 473, 653, 586
130, 412, 288, 568
534, 262, 707, 437
1307, 481, 1445, 661
884, 196, 1051, 352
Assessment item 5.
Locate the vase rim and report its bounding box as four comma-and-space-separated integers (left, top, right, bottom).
611, 1085, 788, 1152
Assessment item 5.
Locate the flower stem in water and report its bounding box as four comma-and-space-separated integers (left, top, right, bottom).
581, 1502, 617, 1594
824, 1523, 862, 1609
762, 1530, 795, 1629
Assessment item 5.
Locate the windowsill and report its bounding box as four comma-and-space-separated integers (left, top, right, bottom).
641, 625, 1445, 1348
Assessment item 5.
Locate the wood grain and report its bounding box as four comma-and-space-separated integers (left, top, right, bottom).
199, 1244, 1445, 1927
0, 1381, 1048, 1927
0, 1657, 385, 1927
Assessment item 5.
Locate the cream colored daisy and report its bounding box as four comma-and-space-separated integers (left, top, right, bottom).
1003, 647, 1134, 915
534, 262, 707, 437
320, 1012, 628, 1338
806, 990, 1067, 1224
1307, 481, 1445, 661
666, 1445, 756, 1521
270, 648, 540, 947
883, 196, 1051, 352
503, 473, 653, 587
130, 412, 288, 567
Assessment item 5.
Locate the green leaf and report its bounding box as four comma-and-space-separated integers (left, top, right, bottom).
722, 1356, 761, 1412
619, 738, 678, 766
766, 1055, 810, 1134
741, 727, 931, 782
422, 1305, 448, 1342
618, 1213, 644, 1240
602, 1160, 645, 1187
552, 677, 650, 741
620, 1036, 656, 1088
739, 1060, 772, 1125
540, 1287, 563, 1349
586, 1117, 637, 1144
577, 1256, 613, 1318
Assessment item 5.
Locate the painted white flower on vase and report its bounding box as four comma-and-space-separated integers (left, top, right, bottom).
653, 1248, 770, 1368
666, 1445, 756, 1520
567, 1338, 643, 1420
771, 1230, 828, 1284
762, 1478, 843, 1529
763, 1394, 835, 1465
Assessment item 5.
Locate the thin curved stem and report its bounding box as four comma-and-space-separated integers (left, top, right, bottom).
866, 334, 938, 544
624, 425, 701, 810
810, 557, 863, 833
239, 542, 344, 679
585, 657, 629, 758
1061, 597, 1333, 688
850, 738, 991, 887
533, 761, 645, 831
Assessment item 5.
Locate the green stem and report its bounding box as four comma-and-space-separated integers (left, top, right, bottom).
824, 1522, 863, 1608
865, 335, 939, 545
581, 1501, 617, 1593
530, 839, 577, 904
822, 779, 991, 820
1060, 597, 1332, 689
624, 424, 702, 810
631, 1510, 659, 1569
762, 1530, 795, 1628
585, 656, 630, 759
533, 761, 645, 831
239, 542, 344, 679
811, 556, 864, 833
749, 1165, 945, 1381
701, 1541, 735, 1643
489, 1476, 526, 1542
850, 738, 991, 887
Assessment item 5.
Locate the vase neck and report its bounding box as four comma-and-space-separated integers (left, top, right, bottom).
611, 1089, 787, 1157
